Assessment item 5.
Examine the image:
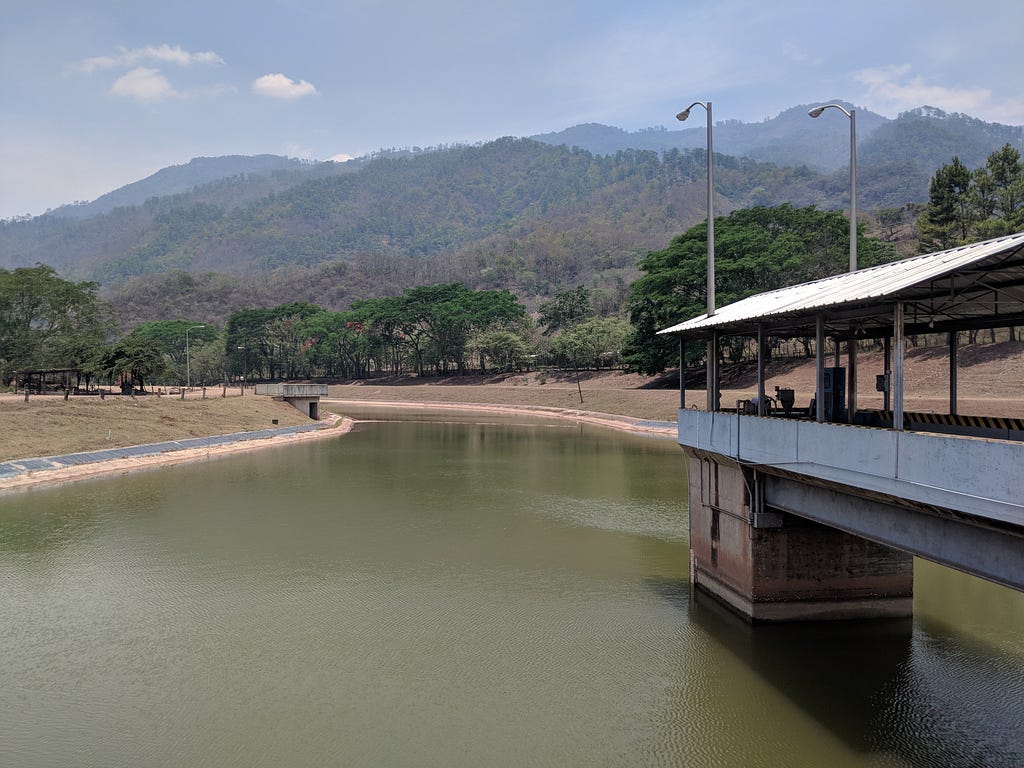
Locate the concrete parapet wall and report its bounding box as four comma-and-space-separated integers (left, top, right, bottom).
254, 383, 328, 397
677, 409, 1023, 526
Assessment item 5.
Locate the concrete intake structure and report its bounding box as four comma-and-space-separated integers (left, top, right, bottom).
254, 383, 328, 420
660, 233, 1024, 622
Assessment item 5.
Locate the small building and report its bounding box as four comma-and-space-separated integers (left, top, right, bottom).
14, 368, 90, 395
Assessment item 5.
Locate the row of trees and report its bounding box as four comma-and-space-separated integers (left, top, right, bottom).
1, 269, 631, 390
917, 144, 1023, 251
214, 284, 629, 382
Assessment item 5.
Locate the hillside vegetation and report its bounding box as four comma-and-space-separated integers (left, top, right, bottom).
1, 105, 1021, 331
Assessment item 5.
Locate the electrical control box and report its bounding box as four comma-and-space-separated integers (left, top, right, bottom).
823, 366, 846, 422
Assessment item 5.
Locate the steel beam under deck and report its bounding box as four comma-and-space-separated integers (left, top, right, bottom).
763, 474, 1024, 592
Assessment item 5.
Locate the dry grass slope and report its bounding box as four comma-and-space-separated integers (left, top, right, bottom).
0, 393, 311, 463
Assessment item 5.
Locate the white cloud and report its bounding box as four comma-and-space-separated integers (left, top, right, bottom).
109, 67, 178, 103
70, 44, 224, 74
328, 153, 355, 163
252, 73, 319, 100
853, 65, 993, 117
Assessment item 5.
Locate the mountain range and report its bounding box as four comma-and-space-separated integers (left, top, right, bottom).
1, 103, 1021, 326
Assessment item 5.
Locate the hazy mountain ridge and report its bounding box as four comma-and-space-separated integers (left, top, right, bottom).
532, 104, 1022, 173
26, 103, 1022, 226
49, 155, 313, 220
1, 104, 1021, 326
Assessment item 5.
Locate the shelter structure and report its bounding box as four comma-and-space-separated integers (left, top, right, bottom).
658, 232, 1024, 621
14, 368, 91, 396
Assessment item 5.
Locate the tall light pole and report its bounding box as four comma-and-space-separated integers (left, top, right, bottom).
808, 103, 857, 272
677, 101, 715, 313
678, 100, 718, 410
809, 104, 858, 423
185, 325, 205, 390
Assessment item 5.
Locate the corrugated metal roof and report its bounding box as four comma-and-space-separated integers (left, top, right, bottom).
658, 231, 1024, 337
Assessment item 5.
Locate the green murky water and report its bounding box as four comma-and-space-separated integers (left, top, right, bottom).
1, 407, 1021, 767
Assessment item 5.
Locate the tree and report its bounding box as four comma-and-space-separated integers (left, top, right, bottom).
468, 328, 532, 372
918, 156, 974, 250
972, 144, 1024, 238
130, 320, 218, 365
917, 146, 1024, 250
538, 286, 593, 335
550, 317, 631, 369
623, 205, 895, 374
90, 337, 168, 392
0, 264, 109, 381
188, 340, 227, 386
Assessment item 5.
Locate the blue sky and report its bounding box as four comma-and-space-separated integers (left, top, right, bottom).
2, 0, 1022, 219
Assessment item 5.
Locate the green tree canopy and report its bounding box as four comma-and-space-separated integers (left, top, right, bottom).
550, 317, 631, 369
973, 144, 1024, 238
130, 320, 219, 366
538, 285, 593, 335
623, 204, 895, 374
89, 336, 169, 392
918, 145, 1024, 250
0, 264, 109, 379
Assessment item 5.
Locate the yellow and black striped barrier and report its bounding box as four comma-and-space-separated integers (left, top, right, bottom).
868, 410, 1024, 436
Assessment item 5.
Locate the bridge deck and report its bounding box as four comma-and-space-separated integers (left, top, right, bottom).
677, 409, 1024, 527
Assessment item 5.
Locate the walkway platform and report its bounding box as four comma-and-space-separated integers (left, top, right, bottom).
0, 424, 322, 482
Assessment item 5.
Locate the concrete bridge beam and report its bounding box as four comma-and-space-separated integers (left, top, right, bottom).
764, 475, 1024, 592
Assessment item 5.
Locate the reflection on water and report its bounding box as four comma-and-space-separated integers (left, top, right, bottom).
0, 407, 1021, 767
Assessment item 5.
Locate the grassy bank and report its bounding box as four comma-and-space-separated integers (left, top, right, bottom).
0, 393, 312, 463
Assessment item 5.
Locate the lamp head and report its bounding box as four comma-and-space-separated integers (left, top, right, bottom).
676, 109, 690, 122
808, 106, 826, 118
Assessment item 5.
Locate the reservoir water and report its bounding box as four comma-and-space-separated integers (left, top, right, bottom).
1, 407, 1021, 767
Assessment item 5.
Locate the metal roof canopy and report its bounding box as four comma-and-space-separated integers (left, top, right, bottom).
658, 232, 1024, 341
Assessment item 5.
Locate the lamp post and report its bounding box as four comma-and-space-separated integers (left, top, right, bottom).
678, 100, 718, 410
185, 324, 205, 390
809, 104, 858, 423
808, 103, 857, 272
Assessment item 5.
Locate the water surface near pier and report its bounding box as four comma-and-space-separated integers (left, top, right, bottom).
1, 407, 1021, 767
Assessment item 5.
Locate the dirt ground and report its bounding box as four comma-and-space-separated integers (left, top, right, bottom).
327, 340, 1024, 420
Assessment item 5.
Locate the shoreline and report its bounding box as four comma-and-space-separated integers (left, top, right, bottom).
0, 415, 354, 494
0, 401, 678, 494
324, 398, 679, 436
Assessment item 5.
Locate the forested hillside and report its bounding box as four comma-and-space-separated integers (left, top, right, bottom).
2, 105, 1021, 332
2, 139, 832, 297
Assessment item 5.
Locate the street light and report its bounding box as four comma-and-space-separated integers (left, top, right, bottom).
808, 103, 857, 272
809, 104, 859, 423
678, 100, 718, 411
677, 101, 715, 315
185, 325, 205, 390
